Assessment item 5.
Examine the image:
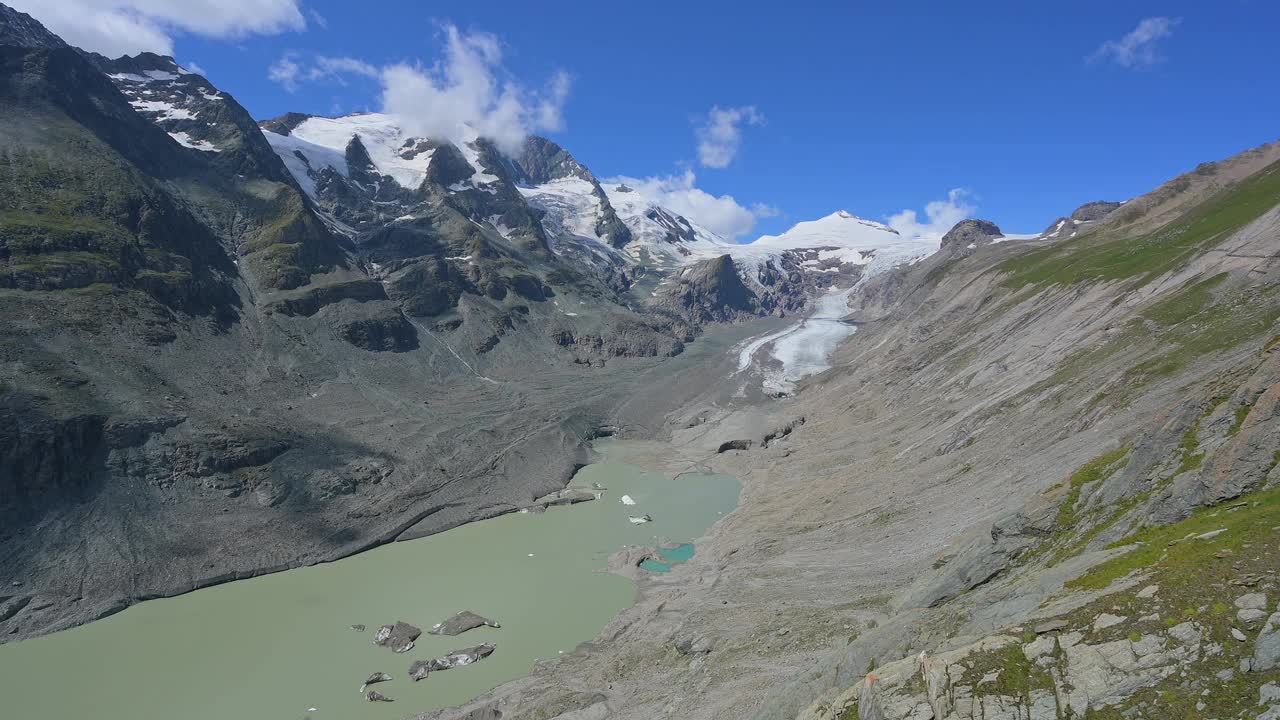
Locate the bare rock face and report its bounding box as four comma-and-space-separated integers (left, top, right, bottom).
324, 301, 419, 352
659, 254, 762, 325
529, 488, 599, 510
716, 439, 753, 454
409, 643, 497, 681
373, 621, 421, 653
1070, 200, 1123, 222
1255, 612, 1280, 672
430, 611, 501, 636
0, 4, 67, 48
359, 672, 391, 692
939, 219, 1003, 256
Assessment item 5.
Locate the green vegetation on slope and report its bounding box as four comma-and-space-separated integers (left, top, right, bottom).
0, 121, 234, 311
997, 160, 1280, 289
1139, 272, 1227, 325
1068, 482, 1280, 592
1054, 447, 1131, 531
1124, 281, 1280, 383
1024, 447, 1132, 567
1021, 270, 1280, 413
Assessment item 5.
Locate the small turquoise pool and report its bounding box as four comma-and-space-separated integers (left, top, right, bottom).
639, 543, 696, 573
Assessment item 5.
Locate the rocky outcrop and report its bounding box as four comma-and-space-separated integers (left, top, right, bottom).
324, 301, 419, 352
0, 4, 65, 48
900, 500, 1057, 609
803, 581, 1280, 720
430, 611, 501, 636
1070, 200, 1123, 222
940, 219, 1003, 256
716, 439, 753, 453
373, 621, 422, 653
409, 644, 497, 680
1255, 611, 1280, 672
550, 318, 688, 362
508, 136, 632, 249
660, 255, 762, 324
263, 279, 387, 317
359, 671, 391, 692
0, 401, 107, 520
530, 487, 600, 509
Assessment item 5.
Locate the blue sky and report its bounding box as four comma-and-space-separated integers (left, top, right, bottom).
16, 0, 1280, 240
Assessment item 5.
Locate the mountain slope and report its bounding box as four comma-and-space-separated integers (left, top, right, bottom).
407, 140, 1280, 720
0, 7, 719, 641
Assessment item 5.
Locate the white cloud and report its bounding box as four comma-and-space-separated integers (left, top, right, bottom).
380, 24, 571, 153
696, 105, 764, 168
262, 25, 570, 153
610, 170, 772, 241
1088, 17, 1180, 69
887, 189, 976, 241
183, 60, 206, 76
10, 0, 306, 57
751, 202, 780, 219
315, 56, 379, 79
268, 53, 302, 93
268, 53, 380, 92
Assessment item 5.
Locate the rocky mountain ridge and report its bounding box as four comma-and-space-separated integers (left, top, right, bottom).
0, 4, 936, 642
6, 6, 1277, 720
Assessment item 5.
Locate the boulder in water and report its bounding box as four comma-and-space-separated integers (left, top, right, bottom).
373, 621, 421, 653
532, 487, 598, 508
429, 610, 501, 636
408, 659, 432, 682
409, 643, 497, 680
359, 672, 391, 692
366, 690, 393, 702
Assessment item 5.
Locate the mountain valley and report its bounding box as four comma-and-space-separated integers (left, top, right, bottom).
2, 4, 1279, 720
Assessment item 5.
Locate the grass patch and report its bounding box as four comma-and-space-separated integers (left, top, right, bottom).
1122, 284, 1280, 382
958, 641, 1058, 705
1022, 447, 1134, 567
1226, 402, 1253, 437
1066, 482, 1280, 591
1140, 273, 1227, 326
1054, 447, 1131, 530
1175, 420, 1206, 475
997, 159, 1280, 289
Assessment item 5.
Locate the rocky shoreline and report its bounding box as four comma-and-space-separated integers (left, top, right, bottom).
0, 315, 779, 644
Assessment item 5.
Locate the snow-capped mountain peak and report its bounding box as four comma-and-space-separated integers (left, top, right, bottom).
262, 112, 444, 195
599, 182, 730, 263
754, 210, 899, 249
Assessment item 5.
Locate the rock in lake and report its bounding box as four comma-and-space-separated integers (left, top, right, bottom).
429, 610, 501, 636
365, 690, 393, 702
373, 621, 421, 653
408, 660, 432, 682
350, 624, 366, 632
408, 643, 497, 680
359, 672, 391, 692
531, 487, 599, 509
